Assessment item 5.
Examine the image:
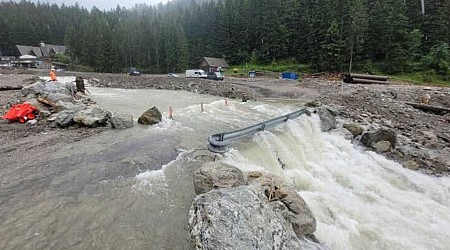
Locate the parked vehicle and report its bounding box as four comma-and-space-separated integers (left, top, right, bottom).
168, 73, 179, 77
206, 71, 224, 81
128, 67, 141, 76
185, 69, 207, 78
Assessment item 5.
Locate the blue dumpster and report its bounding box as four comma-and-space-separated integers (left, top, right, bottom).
281, 72, 298, 80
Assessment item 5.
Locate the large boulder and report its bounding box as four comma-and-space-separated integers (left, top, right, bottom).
54, 102, 86, 127
73, 106, 111, 127
360, 128, 397, 148
21, 81, 67, 96
44, 92, 72, 103
188, 185, 303, 250
110, 112, 134, 129
55, 109, 79, 127
247, 172, 316, 238
193, 163, 245, 195
317, 106, 336, 132
138, 106, 162, 125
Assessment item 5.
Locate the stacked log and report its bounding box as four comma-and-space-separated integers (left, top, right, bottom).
343, 73, 389, 84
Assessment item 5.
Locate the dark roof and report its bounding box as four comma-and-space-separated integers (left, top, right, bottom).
202, 57, 229, 68
31, 47, 43, 58
16, 44, 66, 58
41, 44, 66, 57
16, 45, 32, 56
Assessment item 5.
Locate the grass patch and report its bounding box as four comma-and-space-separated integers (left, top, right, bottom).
68, 64, 95, 72
392, 72, 450, 87
224, 61, 312, 77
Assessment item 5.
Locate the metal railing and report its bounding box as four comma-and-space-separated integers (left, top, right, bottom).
207, 108, 310, 153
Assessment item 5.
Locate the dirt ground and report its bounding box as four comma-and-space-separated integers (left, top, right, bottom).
1, 69, 449, 176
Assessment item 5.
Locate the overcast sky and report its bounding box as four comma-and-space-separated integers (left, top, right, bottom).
6, 0, 170, 10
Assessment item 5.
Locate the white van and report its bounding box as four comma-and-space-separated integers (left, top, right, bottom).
186, 69, 207, 78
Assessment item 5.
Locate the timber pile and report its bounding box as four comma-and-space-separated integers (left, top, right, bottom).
343, 73, 389, 84
0, 85, 22, 91
405, 102, 450, 115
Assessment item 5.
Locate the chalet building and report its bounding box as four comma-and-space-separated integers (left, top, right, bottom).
200, 57, 229, 72
16, 43, 66, 58
14, 43, 67, 68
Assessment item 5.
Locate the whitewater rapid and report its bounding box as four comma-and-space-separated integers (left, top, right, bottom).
89, 86, 450, 249
222, 114, 450, 250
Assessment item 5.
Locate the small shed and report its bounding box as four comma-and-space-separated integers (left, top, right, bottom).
200, 57, 229, 72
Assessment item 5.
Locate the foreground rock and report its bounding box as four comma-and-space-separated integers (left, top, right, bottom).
73, 106, 111, 127
343, 123, 364, 137
189, 185, 304, 250
110, 112, 134, 129
138, 106, 162, 125
193, 162, 245, 195
360, 128, 397, 149
21, 80, 66, 96
188, 164, 316, 250
317, 106, 336, 132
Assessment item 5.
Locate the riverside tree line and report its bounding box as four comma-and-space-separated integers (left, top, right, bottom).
0, 0, 449, 76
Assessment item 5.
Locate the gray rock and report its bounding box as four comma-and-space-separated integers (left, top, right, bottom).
138, 106, 162, 125
193, 163, 245, 195
247, 172, 316, 238
360, 128, 397, 148
45, 92, 72, 103
55, 109, 79, 127
317, 107, 336, 132
305, 100, 322, 107
323, 105, 339, 116
372, 140, 392, 153
21, 81, 67, 96
280, 194, 317, 238
403, 160, 420, 171
343, 123, 364, 137
188, 185, 303, 250
383, 119, 394, 128
73, 106, 111, 127
26, 119, 37, 125
39, 110, 52, 118
110, 112, 134, 129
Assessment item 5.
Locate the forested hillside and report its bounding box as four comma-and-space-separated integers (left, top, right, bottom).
1, 0, 449, 75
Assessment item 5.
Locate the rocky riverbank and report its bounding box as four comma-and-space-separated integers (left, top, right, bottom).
303, 81, 450, 176
86, 73, 450, 176
1, 71, 449, 177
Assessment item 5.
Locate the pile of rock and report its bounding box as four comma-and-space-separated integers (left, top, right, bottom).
311, 94, 449, 176
20, 79, 134, 129
188, 163, 318, 250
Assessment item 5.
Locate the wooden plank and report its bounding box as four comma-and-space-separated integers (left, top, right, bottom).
350, 73, 389, 81
0, 86, 22, 91
405, 102, 450, 113
349, 78, 390, 85
36, 97, 62, 111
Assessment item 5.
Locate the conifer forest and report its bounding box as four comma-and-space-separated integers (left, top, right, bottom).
0, 0, 449, 76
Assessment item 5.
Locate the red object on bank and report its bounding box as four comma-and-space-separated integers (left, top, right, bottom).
2, 103, 37, 123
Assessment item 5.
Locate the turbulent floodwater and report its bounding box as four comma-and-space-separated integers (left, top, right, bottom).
3, 77, 449, 249
91, 86, 450, 250
222, 115, 450, 250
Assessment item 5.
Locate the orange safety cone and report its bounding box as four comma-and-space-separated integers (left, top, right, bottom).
27, 113, 35, 120
18, 117, 27, 123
